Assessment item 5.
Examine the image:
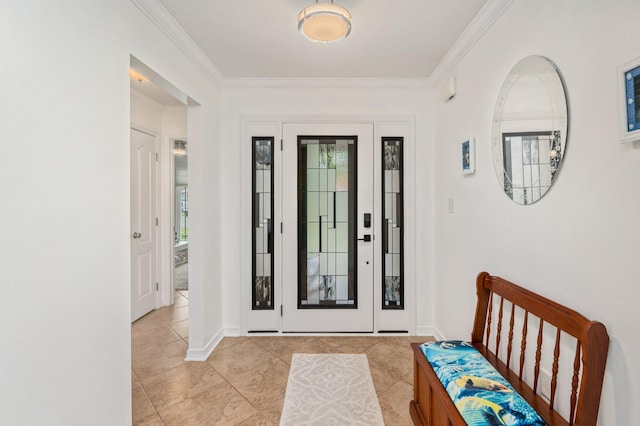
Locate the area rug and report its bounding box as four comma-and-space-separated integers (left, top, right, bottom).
280, 353, 384, 425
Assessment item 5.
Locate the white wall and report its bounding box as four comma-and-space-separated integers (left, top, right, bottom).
220, 84, 435, 334
0, 1, 222, 424
3, 0, 633, 423
431, 1, 640, 424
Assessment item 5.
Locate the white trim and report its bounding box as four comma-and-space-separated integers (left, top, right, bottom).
185, 328, 224, 361
241, 121, 282, 334
224, 78, 431, 90
618, 56, 640, 143
242, 114, 417, 126
224, 326, 242, 337
240, 115, 417, 335
428, 0, 515, 86
129, 0, 225, 87
416, 326, 445, 340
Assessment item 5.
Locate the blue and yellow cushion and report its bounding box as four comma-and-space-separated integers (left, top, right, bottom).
420, 341, 546, 426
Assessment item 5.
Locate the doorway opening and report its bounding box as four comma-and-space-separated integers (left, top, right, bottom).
243, 118, 415, 334
129, 57, 189, 320
173, 139, 189, 292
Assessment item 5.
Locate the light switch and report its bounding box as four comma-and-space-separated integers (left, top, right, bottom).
448, 198, 454, 213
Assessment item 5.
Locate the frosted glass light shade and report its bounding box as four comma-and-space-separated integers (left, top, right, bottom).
298, 2, 351, 43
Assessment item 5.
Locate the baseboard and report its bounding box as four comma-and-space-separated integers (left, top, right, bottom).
415, 326, 446, 341
223, 326, 241, 336
184, 329, 224, 361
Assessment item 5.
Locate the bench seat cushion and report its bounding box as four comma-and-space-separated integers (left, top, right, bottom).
420, 340, 546, 426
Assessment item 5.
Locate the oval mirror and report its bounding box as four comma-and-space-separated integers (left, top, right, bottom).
491, 56, 568, 205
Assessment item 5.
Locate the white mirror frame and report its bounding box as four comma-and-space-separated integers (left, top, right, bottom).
618, 57, 640, 143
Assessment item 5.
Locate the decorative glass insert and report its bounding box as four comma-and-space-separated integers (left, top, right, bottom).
502, 131, 560, 205
298, 136, 357, 308
382, 138, 404, 309
252, 137, 274, 310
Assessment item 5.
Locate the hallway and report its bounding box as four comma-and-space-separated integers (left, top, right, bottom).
131, 292, 432, 424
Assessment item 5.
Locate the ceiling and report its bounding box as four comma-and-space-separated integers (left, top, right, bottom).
157, 0, 488, 79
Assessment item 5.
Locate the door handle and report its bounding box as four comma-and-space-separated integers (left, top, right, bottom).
357, 234, 371, 242
132, 232, 142, 239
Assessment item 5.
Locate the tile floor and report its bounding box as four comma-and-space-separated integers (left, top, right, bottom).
132, 291, 434, 425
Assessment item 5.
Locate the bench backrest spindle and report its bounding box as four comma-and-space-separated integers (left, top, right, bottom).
533, 318, 544, 394
485, 292, 493, 347
507, 303, 515, 368
550, 328, 561, 411
519, 310, 528, 380
569, 341, 581, 424
495, 297, 504, 356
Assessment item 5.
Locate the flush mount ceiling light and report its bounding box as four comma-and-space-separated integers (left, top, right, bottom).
298, 0, 351, 43
129, 68, 149, 83
173, 140, 187, 156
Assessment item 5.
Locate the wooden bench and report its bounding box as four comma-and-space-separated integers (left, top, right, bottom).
410, 272, 609, 425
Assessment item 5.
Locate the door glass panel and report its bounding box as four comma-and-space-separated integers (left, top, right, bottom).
298, 137, 357, 308
252, 137, 274, 309
382, 138, 404, 309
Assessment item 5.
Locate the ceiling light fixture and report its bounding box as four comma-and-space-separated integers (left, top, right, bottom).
173, 140, 187, 156
129, 68, 149, 83
298, 0, 351, 43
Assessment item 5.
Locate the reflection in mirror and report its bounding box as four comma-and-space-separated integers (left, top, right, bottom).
174, 139, 188, 291
492, 56, 568, 205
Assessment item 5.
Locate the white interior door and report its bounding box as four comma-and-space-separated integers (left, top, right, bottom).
131, 128, 158, 322
282, 123, 374, 332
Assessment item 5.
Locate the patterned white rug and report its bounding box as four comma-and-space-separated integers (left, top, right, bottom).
280, 353, 385, 425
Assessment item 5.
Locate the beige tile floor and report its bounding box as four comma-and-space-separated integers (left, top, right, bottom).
132, 291, 434, 425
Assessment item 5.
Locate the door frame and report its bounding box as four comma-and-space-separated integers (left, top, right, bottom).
241, 115, 416, 335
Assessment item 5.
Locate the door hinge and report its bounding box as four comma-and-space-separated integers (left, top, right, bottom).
155, 282, 159, 291
280, 139, 283, 151
155, 152, 159, 161
155, 217, 159, 226
280, 222, 283, 234
280, 305, 283, 317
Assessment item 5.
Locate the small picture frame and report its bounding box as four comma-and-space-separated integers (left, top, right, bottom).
619, 57, 640, 143
461, 138, 476, 174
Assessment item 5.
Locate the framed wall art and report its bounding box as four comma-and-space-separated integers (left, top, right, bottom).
619, 57, 640, 143
461, 137, 476, 174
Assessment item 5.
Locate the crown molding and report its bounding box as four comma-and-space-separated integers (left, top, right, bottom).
130, 0, 513, 90
223, 77, 431, 90
428, 0, 515, 86
130, 0, 226, 87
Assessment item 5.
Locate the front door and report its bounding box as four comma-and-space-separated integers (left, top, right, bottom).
130, 128, 158, 322
282, 123, 374, 332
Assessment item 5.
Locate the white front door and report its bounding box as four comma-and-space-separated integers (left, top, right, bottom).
130, 128, 158, 322
282, 123, 374, 332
